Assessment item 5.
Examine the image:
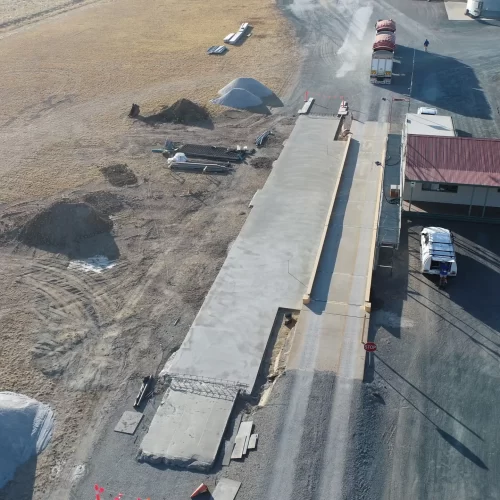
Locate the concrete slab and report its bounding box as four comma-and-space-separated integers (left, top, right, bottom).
231, 436, 246, 459
248, 433, 258, 450
165, 115, 346, 389
212, 478, 242, 500
142, 116, 347, 470
140, 389, 235, 469
114, 411, 143, 435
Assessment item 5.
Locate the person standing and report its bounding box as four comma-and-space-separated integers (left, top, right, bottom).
424, 39, 430, 52
439, 261, 448, 288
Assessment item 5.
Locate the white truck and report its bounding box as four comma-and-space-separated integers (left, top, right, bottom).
420, 227, 457, 276
371, 19, 396, 85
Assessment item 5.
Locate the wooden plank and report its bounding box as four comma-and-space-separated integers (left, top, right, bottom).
236, 421, 253, 439
242, 435, 250, 456
222, 413, 243, 465
231, 436, 245, 459
212, 478, 242, 500
298, 97, 315, 115
221, 440, 233, 466
248, 433, 258, 450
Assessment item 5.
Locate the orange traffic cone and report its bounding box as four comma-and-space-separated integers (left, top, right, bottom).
191, 483, 209, 498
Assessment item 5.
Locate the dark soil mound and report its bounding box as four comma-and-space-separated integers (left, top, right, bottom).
20, 202, 113, 249
251, 157, 276, 169
101, 164, 137, 187
147, 99, 210, 124
83, 191, 125, 216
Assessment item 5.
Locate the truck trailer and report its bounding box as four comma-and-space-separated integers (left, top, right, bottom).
371, 19, 396, 85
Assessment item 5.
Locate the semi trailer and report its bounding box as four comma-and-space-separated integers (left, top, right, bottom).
371, 19, 396, 85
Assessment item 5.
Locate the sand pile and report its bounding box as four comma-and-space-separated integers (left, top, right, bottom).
212, 88, 265, 110
219, 77, 273, 98
0, 392, 54, 488
20, 201, 113, 249
147, 99, 210, 124
218, 78, 283, 107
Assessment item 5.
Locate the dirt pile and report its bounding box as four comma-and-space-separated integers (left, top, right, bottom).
147, 99, 210, 124
251, 157, 276, 169
83, 191, 126, 216
101, 164, 138, 187
19, 201, 113, 249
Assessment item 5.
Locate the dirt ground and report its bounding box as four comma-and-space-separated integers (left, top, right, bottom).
0, 0, 299, 497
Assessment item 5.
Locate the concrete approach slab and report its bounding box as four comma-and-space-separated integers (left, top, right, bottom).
140, 388, 235, 469
141, 115, 348, 469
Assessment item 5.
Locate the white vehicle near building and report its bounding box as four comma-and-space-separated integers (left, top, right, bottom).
420, 227, 457, 276
417, 107, 438, 115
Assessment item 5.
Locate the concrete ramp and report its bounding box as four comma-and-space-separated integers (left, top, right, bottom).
140, 116, 349, 469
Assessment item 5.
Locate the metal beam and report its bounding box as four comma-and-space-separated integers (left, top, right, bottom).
468, 186, 476, 216
482, 187, 490, 218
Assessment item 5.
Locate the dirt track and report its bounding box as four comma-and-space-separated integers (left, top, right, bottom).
0, 0, 298, 496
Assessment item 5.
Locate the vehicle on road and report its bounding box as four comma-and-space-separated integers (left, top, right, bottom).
417, 107, 438, 115
420, 227, 457, 277
371, 19, 396, 85
466, 0, 482, 16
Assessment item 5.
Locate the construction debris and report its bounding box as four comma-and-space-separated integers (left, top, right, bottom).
114, 411, 143, 435
299, 97, 314, 115
255, 130, 272, 146
212, 478, 241, 500
337, 100, 349, 117
133, 375, 153, 408
169, 162, 233, 174
231, 436, 246, 459
248, 433, 258, 450
226, 23, 249, 45
128, 103, 140, 118
207, 45, 228, 55
177, 144, 246, 162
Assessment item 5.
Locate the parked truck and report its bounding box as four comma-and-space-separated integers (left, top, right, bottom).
371, 19, 396, 85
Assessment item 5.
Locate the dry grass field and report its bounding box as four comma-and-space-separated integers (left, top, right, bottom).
0, 0, 298, 497
0, 0, 296, 201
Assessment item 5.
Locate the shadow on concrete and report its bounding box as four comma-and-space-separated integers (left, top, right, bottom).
309, 140, 360, 307
437, 428, 488, 469
0, 455, 37, 500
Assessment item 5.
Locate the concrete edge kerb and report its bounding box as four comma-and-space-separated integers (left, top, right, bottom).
364, 131, 388, 313
303, 135, 352, 305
